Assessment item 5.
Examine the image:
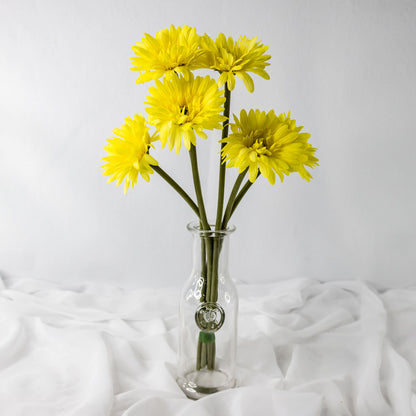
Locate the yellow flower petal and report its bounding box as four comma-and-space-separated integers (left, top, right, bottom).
217, 71, 228, 88
102, 115, 159, 193
145, 74, 226, 153
236, 72, 254, 93
221, 109, 318, 184
130, 25, 206, 84
227, 72, 236, 91
201, 34, 270, 92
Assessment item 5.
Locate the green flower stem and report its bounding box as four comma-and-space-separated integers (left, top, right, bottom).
227, 172, 261, 224
190, 144, 215, 370
189, 145, 210, 230
207, 342, 213, 370
153, 165, 200, 219
211, 339, 216, 370
209, 170, 248, 304
193, 85, 231, 372
196, 339, 202, 371
201, 342, 207, 368
208, 85, 232, 309
196, 86, 231, 371
205, 237, 213, 301
210, 241, 219, 303
215, 84, 231, 231
200, 236, 207, 302
221, 170, 248, 230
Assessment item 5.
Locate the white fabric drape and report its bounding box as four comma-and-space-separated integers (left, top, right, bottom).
0, 276, 415, 415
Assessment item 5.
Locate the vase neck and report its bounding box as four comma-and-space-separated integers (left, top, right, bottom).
187, 222, 235, 279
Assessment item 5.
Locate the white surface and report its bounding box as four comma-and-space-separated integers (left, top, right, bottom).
0, 276, 415, 415
0, 0, 416, 288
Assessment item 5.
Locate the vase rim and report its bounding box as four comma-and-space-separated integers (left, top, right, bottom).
187, 221, 236, 236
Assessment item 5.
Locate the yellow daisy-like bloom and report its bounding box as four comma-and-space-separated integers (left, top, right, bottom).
145, 74, 227, 154
102, 115, 158, 193
221, 109, 318, 184
130, 25, 205, 84
201, 33, 271, 92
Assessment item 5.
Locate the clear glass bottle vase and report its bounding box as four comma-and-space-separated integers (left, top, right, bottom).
176, 222, 238, 399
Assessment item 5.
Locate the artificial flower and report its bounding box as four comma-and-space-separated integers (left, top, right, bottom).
275, 112, 319, 181
145, 74, 226, 154
201, 33, 270, 92
221, 109, 318, 184
102, 115, 158, 193
131, 25, 205, 84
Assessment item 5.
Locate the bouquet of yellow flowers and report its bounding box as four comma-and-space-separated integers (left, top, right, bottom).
102, 25, 318, 398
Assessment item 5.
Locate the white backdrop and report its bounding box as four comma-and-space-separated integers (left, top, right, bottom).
0, 0, 415, 290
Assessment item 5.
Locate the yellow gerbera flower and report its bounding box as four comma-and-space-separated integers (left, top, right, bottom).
102, 115, 158, 193
221, 109, 318, 184
130, 25, 205, 84
145, 74, 227, 154
201, 33, 271, 92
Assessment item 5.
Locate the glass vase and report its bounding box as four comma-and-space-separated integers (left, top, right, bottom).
176, 222, 238, 399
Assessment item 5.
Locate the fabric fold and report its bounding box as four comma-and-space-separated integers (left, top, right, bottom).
0, 275, 415, 416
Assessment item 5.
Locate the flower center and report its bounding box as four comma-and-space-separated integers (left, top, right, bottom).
249, 138, 271, 161
132, 144, 148, 170
177, 106, 190, 125
167, 63, 186, 70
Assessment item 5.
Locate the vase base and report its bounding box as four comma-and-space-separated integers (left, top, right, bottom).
177, 368, 236, 399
